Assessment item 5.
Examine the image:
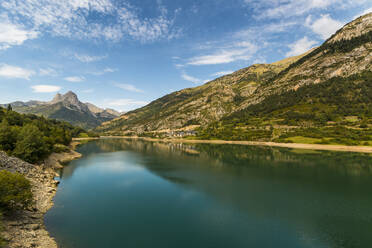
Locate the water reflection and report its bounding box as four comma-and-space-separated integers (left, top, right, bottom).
52, 139, 372, 248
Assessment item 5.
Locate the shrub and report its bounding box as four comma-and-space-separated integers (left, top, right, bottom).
0, 170, 32, 211
53, 144, 70, 153
12, 125, 50, 163
78, 132, 89, 138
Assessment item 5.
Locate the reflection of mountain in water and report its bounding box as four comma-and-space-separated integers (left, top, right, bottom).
77, 138, 372, 176
62, 139, 372, 247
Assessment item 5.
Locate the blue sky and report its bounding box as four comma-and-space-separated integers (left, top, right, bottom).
0, 0, 371, 111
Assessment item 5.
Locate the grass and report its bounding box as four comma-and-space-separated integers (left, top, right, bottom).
285, 136, 322, 144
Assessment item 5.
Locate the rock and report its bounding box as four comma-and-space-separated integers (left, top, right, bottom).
0, 149, 81, 248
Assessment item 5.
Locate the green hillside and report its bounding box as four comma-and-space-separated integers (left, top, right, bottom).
198, 72, 372, 145
97, 13, 372, 146
0, 106, 96, 163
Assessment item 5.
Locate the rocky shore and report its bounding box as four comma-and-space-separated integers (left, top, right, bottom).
0, 144, 82, 248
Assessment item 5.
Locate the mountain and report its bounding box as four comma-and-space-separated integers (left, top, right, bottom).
98, 13, 372, 146
98, 50, 314, 133
1, 91, 120, 129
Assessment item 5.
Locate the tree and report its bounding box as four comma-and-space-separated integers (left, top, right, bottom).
7, 104, 12, 112
0, 170, 32, 211
0, 120, 17, 152
12, 124, 50, 163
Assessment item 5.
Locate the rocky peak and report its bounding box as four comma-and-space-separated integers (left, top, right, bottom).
327, 12, 372, 44
50, 93, 63, 104
85, 102, 104, 114
62, 91, 79, 106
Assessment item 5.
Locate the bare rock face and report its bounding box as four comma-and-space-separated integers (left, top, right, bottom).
328, 13, 372, 43
50, 93, 63, 104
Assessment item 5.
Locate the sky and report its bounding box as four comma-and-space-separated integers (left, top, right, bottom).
0, 0, 371, 112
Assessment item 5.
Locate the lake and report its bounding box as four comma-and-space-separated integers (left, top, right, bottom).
44, 138, 372, 248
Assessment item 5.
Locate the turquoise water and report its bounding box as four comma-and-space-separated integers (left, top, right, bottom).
45, 139, 372, 248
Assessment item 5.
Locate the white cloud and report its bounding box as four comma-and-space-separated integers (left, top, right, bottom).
64, 76, 85, 82
0, 64, 35, 80
181, 72, 210, 84
187, 42, 258, 65
245, 0, 368, 20
212, 71, 234, 77
103, 67, 116, 73
286, 37, 317, 57
306, 14, 344, 39
82, 88, 94, 93
354, 7, 372, 19
118, 5, 180, 42
0, 18, 38, 50
1, 0, 179, 43
74, 54, 107, 63
39, 68, 57, 76
115, 83, 143, 93
89, 67, 117, 76
181, 73, 201, 84
31, 85, 61, 93
0, 25, 37, 50
246, 0, 339, 19
107, 98, 149, 111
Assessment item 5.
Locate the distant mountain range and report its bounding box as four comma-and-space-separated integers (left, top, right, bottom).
97, 13, 372, 145
1, 91, 121, 129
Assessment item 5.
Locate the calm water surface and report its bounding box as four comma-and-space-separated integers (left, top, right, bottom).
45, 139, 372, 248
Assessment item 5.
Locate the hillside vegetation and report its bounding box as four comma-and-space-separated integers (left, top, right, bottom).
0, 106, 96, 163
98, 13, 372, 146
199, 72, 372, 145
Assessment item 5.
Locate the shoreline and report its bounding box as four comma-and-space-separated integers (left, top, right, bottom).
73, 136, 372, 154
0, 142, 82, 248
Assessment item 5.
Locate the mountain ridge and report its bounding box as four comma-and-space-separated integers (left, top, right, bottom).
97, 12, 372, 146
1, 91, 120, 129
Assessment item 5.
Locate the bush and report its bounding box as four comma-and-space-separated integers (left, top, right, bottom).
0, 170, 32, 211
12, 125, 50, 163
78, 132, 89, 138
53, 144, 70, 153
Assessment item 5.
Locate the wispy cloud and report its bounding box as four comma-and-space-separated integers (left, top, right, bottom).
89, 67, 117, 76
0, 64, 35, 80
115, 83, 143, 93
181, 73, 201, 83
74, 54, 107, 63
31, 84, 61, 93
245, 0, 343, 19
39, 68, 57, 76
211, 71, 234, 77
117, 4, 181, 42
354, 7, 372, 19
286, 37, 317, 57
107, 98, 149, 111
64, 76, 85, 82
1, 0, 180, 44
82, 88, 94, 93
306, 14, 344, 39
181, 72, 210, 84
187, 42, 258, 66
